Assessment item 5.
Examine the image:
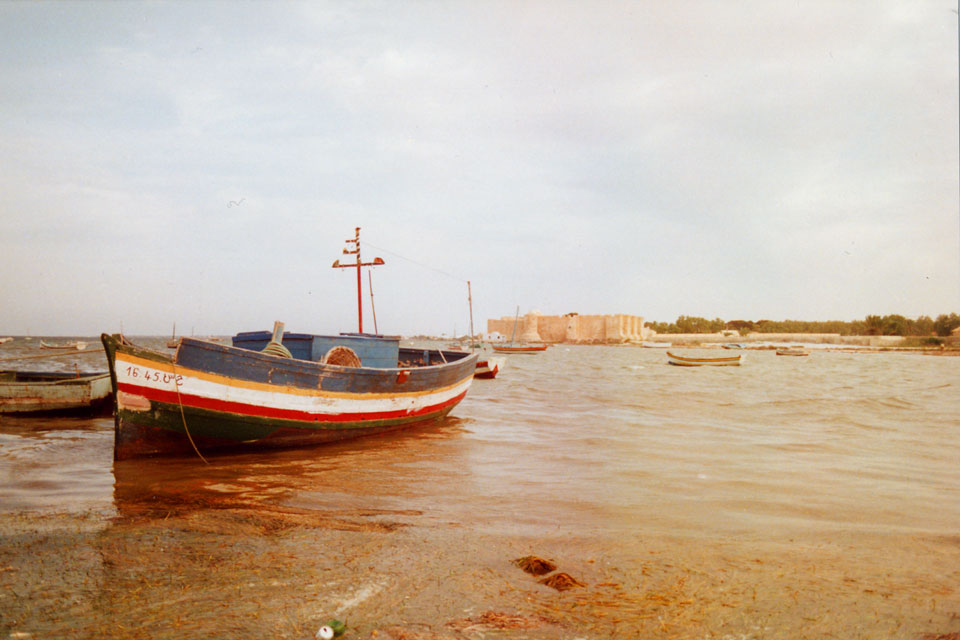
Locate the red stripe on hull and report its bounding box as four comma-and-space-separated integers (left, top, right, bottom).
114, 405, 457, 460
117, 382, 468, 424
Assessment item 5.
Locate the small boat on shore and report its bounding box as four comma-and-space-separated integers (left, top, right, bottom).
101, 324, 478, 460
776, 346, 810, 356
0, 337, 12, 345
667, 351, 742, 367
0, 370, 112, 414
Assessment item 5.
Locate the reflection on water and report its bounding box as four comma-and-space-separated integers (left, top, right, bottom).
1, 340, 959, 638
111, 419, 474, 531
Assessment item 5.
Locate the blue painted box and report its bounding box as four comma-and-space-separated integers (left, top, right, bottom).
232, 331, 400, 368
310, 334, 399, 368
232, 331, 314, 360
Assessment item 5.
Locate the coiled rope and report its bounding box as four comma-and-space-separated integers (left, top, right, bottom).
261, 340, 292, 358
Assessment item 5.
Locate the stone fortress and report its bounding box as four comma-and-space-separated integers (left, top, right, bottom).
487, 311, 649, 344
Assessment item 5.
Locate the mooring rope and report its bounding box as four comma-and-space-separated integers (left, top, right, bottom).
170, 359, 209, 465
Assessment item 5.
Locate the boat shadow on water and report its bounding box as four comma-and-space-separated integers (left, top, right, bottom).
109, 415, 474, 531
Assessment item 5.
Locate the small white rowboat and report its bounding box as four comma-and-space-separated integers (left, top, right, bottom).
666, 351, 742, 367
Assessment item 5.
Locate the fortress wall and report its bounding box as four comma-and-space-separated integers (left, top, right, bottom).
578, 316, 607, 341
487, 313, 647, 343
537, 316, 569, 342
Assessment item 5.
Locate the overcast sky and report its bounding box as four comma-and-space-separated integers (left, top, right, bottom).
1, 1, 958, 337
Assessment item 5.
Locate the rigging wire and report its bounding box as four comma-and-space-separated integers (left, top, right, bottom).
363, 241, 467, 283
353, 239, 484, 339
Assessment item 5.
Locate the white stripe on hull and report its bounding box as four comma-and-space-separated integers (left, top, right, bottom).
115, 354, 472, 417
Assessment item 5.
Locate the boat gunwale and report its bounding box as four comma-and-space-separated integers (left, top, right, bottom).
178, 335, 476, 374
102, 333, 479, 399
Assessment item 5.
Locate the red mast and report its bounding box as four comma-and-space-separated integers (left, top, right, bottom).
331, 227, 384, 334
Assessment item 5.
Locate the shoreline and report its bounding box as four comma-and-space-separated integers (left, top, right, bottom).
3, 503, 959, 640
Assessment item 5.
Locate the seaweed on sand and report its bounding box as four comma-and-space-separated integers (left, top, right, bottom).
512, 555, 556, 576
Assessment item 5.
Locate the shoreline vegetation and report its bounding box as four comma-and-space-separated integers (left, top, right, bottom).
647, 313, 960, 339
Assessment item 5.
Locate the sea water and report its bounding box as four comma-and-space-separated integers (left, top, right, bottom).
0, 338, 957, 639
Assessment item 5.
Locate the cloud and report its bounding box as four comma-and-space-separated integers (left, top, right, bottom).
0, 1, 956, 335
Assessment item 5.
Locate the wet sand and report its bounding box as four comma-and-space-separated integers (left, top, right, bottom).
2, 503, 958, 639
1, 341, 959, 638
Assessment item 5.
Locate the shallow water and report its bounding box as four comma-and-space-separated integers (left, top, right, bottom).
1, 338, 958, 638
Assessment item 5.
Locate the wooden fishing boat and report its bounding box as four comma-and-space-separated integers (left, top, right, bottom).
0, 337, 13, 345
444, 343, 504, 378
492, 305, 548, 354
100, 329, 478, 460
474, 356, 504, 379
491, 343, 548, 353
0, 370, 112, 413
666, 351, 742, 367
776, 347, 809, 356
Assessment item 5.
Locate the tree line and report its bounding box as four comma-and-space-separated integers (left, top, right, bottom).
647, 313, 960, 337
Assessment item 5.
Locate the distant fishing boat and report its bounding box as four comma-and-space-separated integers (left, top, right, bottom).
0, 337, 12, 345
474, 356, 504, 379
492, 306, 547, 354
40, 340, 87, 350
445, 342, 506, 378
166, 323, 179, 349
776, 346, 809, 356
722, 343, 745, 349
492, 343, 548, 353
0, 370, 112, 414
666, 351, 742, 367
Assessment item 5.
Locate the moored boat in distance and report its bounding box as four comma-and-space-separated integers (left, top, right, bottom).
40, 340, 87, 350
666, 351, 742, 367
776, 346, 810, 356
166, 323, 179, 349
493, 305, 547, 354
492, 343, 548, 354
474, 356, 505, 379
101, 325, 478, 460
0, 337, 12, 345
0, 370, 112, 414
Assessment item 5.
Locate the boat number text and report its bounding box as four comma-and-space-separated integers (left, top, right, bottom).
124, 366, 183, 385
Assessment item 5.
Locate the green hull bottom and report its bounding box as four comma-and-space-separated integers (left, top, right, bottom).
114, 400, 454, 460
